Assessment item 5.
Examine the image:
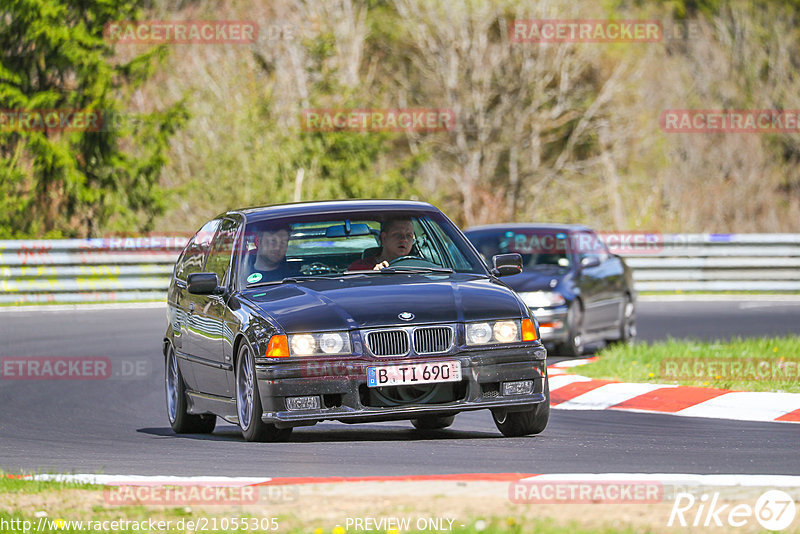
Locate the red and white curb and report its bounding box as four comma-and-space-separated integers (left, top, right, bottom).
2, 473, 511, 487
20, 474, 268, 486
547, 358, 800, 424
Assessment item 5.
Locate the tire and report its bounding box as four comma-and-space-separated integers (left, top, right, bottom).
236, 342, 292, 442
619, 295, 636, 343
606, 295, 636, 347
557, 302, 585, 357
492, 379, 550, 437
165, 344, 216, 434
411, 415, 455, 430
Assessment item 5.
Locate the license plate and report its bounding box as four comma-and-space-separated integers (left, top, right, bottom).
367, 361, 461, 387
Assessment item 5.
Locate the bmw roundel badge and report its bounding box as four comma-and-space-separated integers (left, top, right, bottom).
398, 311, 415, 321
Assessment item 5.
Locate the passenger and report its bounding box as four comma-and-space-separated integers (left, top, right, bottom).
245, 222, 298, 283
349, 217, 416, 270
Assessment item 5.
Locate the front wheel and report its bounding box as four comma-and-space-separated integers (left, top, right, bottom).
606, 295, 636, 347
619, 295, 636, 343
557, 302, 585, 357
411, 415, 455, 430
236, 342, 292, 442
165, 344, 216, 434
492, 380, 549, 437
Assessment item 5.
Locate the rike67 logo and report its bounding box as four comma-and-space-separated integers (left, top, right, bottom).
669, 490, 797, 530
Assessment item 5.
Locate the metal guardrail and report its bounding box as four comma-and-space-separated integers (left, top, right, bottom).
1, 234, 799, 304
617, 234, 800, 292
0, 238, 186, 304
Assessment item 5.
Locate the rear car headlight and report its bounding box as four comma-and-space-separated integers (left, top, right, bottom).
466, 320, 522, 345
287, 332, 352, 356
518, 291, 566, 308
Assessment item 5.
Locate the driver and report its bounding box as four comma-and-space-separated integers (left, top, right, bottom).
349, 217, 415, 270
245, 222, 299, 283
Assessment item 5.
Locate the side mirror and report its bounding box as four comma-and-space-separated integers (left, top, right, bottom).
491, 253, 523, 277
187, 272, 221, 295
580, 256, 601, 269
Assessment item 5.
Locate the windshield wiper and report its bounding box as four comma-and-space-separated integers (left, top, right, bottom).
378, 266, 454, 274
247, 273, 373, 288
246, 276, 326, 288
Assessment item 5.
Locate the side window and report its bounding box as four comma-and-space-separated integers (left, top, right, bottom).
573, 231, 609, 263
413, 219, 443, 266
205, 218, 239, 286
423, 219, 474, 271
175, 219, 220, 281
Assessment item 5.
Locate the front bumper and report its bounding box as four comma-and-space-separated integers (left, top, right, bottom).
529, 305, 569, 344
255, 346, 547, 428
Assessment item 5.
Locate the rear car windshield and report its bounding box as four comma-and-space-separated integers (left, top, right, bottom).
466, 229, 573, 270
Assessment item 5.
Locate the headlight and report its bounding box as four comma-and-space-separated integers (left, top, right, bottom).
466, 320, 522, 345
319, 332, 346, 354
466, 322, 492, 345
290, 334, 316, 356
288, 332, 352, 356
518, 291, 566, 308
493, 321, 519, 343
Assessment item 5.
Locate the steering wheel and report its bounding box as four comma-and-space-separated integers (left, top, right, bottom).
387, 255, 422, 266
386, 255, 442, 269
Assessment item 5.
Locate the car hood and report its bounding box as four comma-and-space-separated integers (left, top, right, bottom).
501, 268, 571, 293
243, 273, 525, 332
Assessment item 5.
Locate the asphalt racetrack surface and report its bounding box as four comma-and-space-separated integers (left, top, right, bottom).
1, 299, 798, 477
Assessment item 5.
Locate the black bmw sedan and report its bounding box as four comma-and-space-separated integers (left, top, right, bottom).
163, 200, 548, 441
464, 224, 636, 357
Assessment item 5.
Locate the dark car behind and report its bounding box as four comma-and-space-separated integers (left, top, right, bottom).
464, 224, 636, 356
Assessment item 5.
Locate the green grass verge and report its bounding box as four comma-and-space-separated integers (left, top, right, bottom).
0, 474, 100, 494
577, 336, 800, 392
0, 476, 643, 534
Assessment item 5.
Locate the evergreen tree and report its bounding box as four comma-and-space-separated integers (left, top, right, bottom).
0, 0, 187, 237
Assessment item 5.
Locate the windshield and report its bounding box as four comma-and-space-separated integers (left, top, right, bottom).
238, 211, 486, 287
466, 229, 573, 271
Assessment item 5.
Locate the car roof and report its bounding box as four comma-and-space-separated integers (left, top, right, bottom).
464, 223, 594, 233
220, 200, 440, 224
